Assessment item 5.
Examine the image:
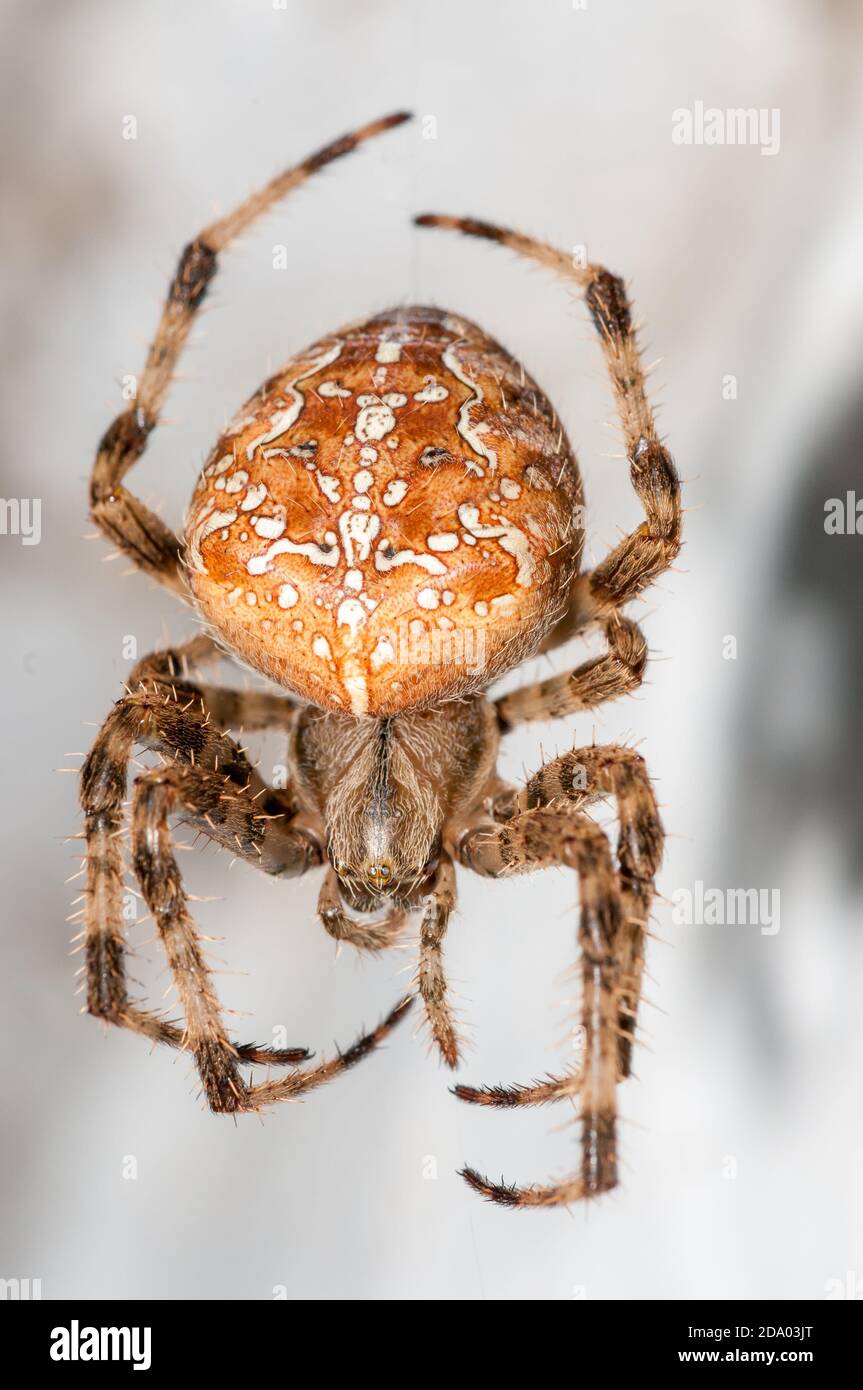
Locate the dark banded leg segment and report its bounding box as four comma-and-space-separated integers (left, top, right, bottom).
91, 113, 412, 594
130, 764, 412, 1111
80, 655, 319, 1098
499, 744, 664, 1077
413, 215, 682, 643
457, 809, 624, 1207
82, 640, 412, 1109
237, 995, 414, 1112
496, 614, 647, 730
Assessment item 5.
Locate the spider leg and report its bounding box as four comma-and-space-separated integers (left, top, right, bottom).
128, 633, 298, 738
457, 808, 624, 1207
91, 111, 411, 594
318, 856, 460, 1067
80, 640, 317, 1082
236, 995, 414, 1112
495, 613, 647, 731
416, 856, 460, 1068
494, 744, 663, 1078
82, 639, 413, 1106
129, 764, 413, 1111
131, 765, 252, 1110
413, 215, 682, 643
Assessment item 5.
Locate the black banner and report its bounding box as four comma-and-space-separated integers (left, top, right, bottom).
3, 1300, 859, 1372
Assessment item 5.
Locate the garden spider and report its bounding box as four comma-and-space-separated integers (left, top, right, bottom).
80, 112, 681, 1208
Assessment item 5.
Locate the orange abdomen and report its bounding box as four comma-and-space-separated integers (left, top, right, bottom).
185, 305, 582, 715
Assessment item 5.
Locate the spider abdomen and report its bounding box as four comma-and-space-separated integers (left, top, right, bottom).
185, 305, 583, 715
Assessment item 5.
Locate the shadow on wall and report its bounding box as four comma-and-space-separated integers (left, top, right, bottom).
716, 368, 863, 1065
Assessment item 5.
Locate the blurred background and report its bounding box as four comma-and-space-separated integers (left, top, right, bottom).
2, 0, 862, 1300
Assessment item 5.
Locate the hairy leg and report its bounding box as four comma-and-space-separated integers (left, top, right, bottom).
414, 214, 681, 662
457, 809, 625, 1207
82, 638, 413, 1106
131, 765, 254, 1110
237, 996, 414, 1112
415, 857, 459, 1068
80, 644, 317, 1081
91, 112, 411, 593
130, 763, 412, 1110
496, 744, 664, 1076
495, 613, 647, 730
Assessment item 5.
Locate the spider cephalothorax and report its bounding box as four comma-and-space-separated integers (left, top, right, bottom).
81, 112, 681, 1208
292, 699, 498, 902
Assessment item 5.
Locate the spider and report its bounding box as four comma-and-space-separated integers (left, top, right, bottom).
80, 112, 681, 1209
